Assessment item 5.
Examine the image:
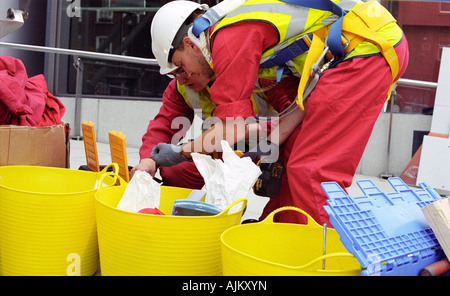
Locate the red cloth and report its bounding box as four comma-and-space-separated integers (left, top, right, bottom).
0, 56, 64, 127
160, 161, 205, 190
208, 20, 409, 225
30, 74, 66, 127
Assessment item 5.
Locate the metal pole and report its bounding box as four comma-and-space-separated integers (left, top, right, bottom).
381, 89, 396, 179
397, 78, 438, 89
0, 41, 158, 65
376, 78, 437, 179
72, 56, 83, 140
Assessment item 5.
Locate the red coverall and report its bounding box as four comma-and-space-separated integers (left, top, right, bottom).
208, 21, 409, 225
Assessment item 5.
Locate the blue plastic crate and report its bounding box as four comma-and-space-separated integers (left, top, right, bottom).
322, 177, 445, 276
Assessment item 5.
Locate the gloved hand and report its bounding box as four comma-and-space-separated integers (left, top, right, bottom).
151, 143, 187, 167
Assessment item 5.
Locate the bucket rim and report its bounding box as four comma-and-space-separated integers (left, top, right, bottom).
96, 190, 248, 220
95, 173, 248, 219
0, 165, 116, 196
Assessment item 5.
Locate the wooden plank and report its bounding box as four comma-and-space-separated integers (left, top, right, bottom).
81, 121, 100, 172
422, 197, 450, 259
108, 130, 130, 182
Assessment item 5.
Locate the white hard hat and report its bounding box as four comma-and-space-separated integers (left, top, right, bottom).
151, 1, 208, 75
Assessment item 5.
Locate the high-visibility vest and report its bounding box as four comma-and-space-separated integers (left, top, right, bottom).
211, 0, 355, 78
207, 0, 403, 110
176, 80, 278, 121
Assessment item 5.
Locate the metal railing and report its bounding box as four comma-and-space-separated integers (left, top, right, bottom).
396, 78, 437, 89
0, 41, 158, 64
0, 41, 439, 87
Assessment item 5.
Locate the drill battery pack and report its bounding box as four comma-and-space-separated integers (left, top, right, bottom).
253, 159, 285, 198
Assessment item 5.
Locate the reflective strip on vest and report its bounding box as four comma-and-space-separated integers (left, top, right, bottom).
177, 82, 216, 120
176, 81, 277, 121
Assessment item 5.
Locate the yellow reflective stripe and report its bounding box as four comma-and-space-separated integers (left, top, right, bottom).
212, 0, 335, 50
177, 81, 192, 109
177, 82, 216, 119
198, 87, 216, 118
210, 0, 351, 81
178, 82, 276, 118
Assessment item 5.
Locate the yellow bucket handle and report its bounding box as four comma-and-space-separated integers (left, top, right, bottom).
261, 206, 322, 228
293, 252, 356, 271
216, 198, 248, 217
99, 163, 119, 174
261, 206, 357, 271
96, 171, 128, 192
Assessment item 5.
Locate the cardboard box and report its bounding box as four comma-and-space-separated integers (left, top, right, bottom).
0, 122, 70, 168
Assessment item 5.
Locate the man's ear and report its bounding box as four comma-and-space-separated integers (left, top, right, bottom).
182, 35, 200, 52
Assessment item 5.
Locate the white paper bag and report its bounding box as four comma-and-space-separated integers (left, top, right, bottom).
116, 170, 161, 212
191, 140, 261, 211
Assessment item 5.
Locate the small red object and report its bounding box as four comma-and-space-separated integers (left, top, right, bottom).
420, 259, 450, 276
138, 208, 165, 215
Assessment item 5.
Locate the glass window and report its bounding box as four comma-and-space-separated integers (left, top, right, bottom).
382, 0, 450, 114
56, 0, 219, 99
59, 0, 171, 99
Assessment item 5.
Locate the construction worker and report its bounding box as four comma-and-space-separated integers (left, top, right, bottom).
150, 0, 409, 225
131, 45, 293, 189
129, 68, 214, 189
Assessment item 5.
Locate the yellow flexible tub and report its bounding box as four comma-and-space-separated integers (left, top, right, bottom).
95, 173, 247, 276
221, 207, 362, 276
0, 164, 117, 276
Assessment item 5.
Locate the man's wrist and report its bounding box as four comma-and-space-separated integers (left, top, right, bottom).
179, 143, 192, 160
180, 149, 191, 161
